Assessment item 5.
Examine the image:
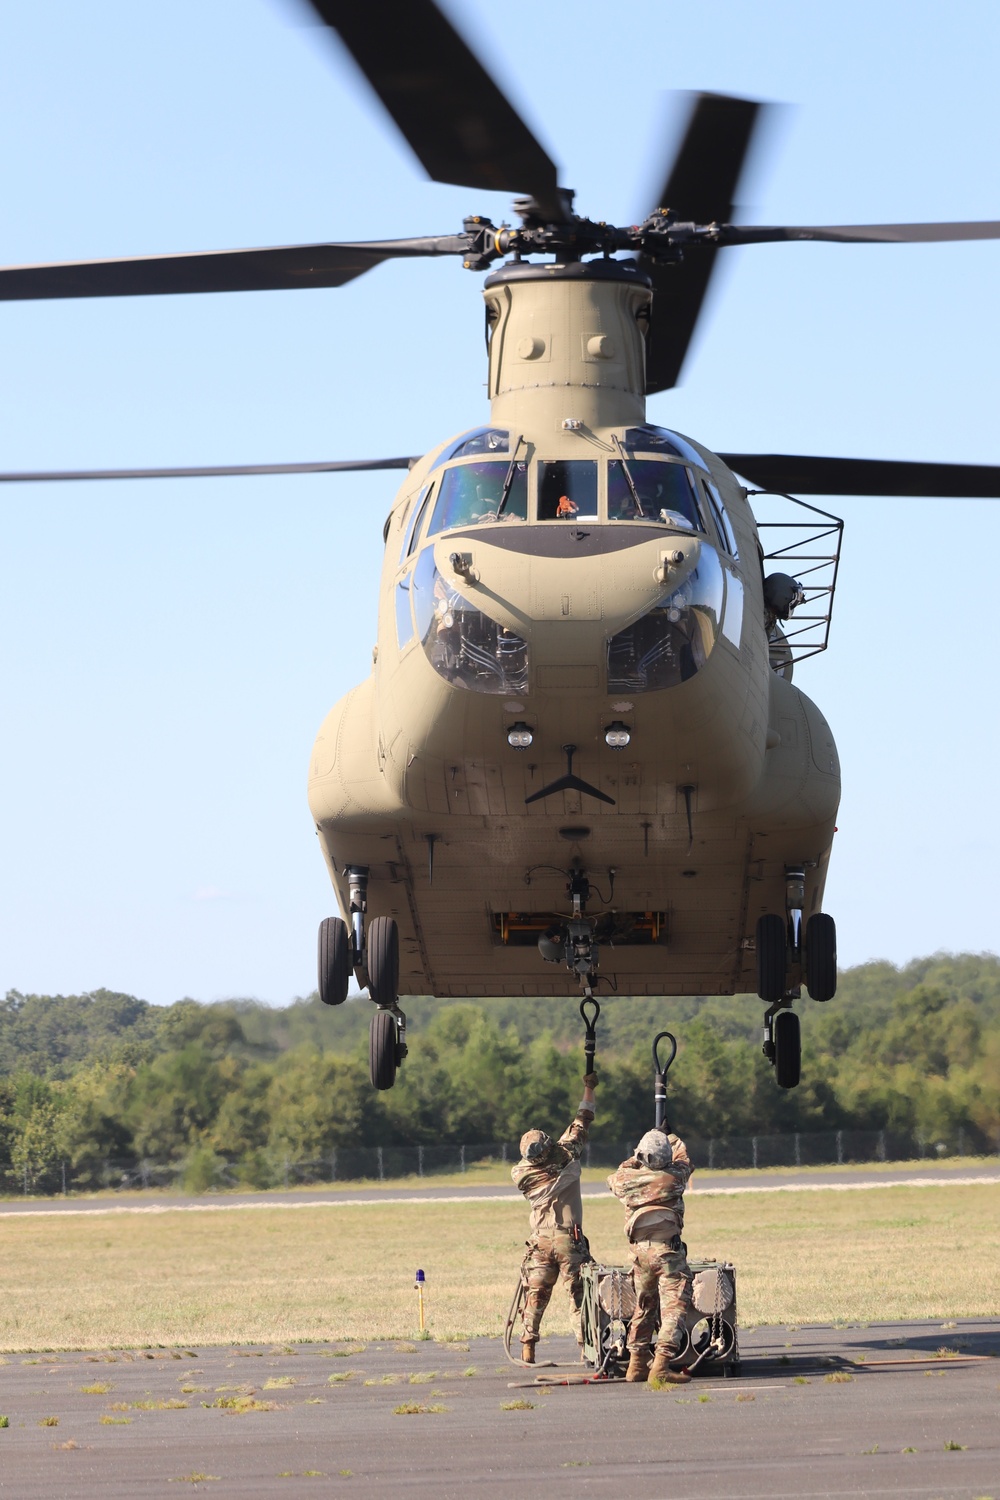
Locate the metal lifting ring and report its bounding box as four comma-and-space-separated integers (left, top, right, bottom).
652, 1030, 677, 1075
580, 997, 601, 1038
580, 997, 600, 1075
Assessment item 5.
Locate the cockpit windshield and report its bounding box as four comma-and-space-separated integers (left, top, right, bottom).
608, 460, 703, 530
538, 460, 598, 520
427, 460, 527, 534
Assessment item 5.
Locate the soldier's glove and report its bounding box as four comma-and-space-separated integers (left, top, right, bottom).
583, 1072, 598, 1089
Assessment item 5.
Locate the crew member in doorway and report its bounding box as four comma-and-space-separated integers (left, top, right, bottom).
607, 1128, 694, 1384
512, 1074, 597, 1364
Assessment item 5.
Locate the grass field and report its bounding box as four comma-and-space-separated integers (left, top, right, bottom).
1, 1182, 998, 1352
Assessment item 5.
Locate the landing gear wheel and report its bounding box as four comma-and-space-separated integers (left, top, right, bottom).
773, 1009, 801, 1089
369, 1009, 401, 1090
805, 912, 837, 1002
367, 916, 400, 1008
317, 917, 350, 1007
756, 913, 787, 1002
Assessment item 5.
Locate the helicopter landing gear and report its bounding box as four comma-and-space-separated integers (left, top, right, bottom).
762, 1000, 801, 1089
365, 917, 407, 1088
772, 1008, 801, 1089
367, 915, 400, 1008
755, 913, 787, 1002
804, 912, 837, 1001
369, 1003, 408, 1091
341, 865, 408, 1090
317, 916, 350, 1006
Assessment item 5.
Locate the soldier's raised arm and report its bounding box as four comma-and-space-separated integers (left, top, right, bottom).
558, 1074, 597, 1156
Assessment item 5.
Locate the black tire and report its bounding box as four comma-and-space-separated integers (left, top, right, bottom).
367, 916, 399, 1007
773, 1009, 801, 1089
756, 913, 787, 1002
369, 1009, 398, 1090
317, 917, 350, 1007
805, 912, 837, 1002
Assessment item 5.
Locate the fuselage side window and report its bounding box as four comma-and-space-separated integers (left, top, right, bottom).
401, 483, 434, 562
394, 575, 415, 650
703, 480, 740, 558
537, 460, 599, 521
608, 460, 703, 530
427, 461, 525, 534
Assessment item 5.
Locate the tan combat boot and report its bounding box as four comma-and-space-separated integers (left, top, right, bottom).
649, 1345, 691, 1383
625, 1348, 651, 1383
520, 1341, 536, 1365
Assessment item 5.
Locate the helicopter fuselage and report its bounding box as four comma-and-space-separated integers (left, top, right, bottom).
308, 259, 840, 998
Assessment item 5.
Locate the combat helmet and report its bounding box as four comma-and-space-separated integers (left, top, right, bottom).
519, 1129, 553, 1162
634, 1129, 673, 1170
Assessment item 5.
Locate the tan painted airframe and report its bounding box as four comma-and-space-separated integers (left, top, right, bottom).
308, 258, 839, 1000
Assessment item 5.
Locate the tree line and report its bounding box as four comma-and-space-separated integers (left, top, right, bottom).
1, 951, 998, 1192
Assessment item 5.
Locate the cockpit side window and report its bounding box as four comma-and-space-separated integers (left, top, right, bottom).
538, 460, 598, 521
400, 483, 434, 563
427, 461, 526, 535
608, 460, 703, 529
703, 480, 740, 558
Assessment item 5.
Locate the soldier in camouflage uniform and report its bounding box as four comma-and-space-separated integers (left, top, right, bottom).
607, 1128, 694, 1384
511, 1074, 597, 1364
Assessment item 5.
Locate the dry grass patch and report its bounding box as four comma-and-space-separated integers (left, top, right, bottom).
111, 1398, 188, 1410
80, 1382, 113, 1394
203, 1396, 279, 1413
0, 1183, 998, 1348
392, 1402, 446, 1415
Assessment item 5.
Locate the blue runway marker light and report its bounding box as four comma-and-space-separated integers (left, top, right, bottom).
414, 1269, 427, 1331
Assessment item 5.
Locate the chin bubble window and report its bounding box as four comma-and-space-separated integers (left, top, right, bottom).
538, 460, 598, 521
608, 460, 704, 529
607, 546, 724, 692
411, 547, 529, 694
427, 460, 527, 534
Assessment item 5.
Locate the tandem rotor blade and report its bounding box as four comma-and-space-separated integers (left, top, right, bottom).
719, 454, 1000, 497
639, 93, 766, 396
0, 237, 473, 302
306, 0, 562, 217
714, 220, 1000, 246
0, 457, 419, 483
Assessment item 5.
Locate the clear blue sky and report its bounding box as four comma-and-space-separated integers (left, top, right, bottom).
1, 0, 998, 1006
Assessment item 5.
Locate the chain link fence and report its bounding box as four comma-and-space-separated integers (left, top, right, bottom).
2, 1122, 997, 1198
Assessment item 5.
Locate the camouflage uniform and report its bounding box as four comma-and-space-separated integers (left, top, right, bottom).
607, 1133, 694, 1355
511, 1102, 594, 1348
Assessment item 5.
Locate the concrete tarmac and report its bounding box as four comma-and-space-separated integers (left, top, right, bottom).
1, 1319, 997, 1498
2, 1161, 998, 1216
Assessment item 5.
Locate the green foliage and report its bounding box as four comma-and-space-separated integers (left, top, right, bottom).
1, 952, 998, 1184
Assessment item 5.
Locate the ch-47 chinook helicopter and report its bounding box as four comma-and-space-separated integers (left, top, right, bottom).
4, 1, 1000, 1093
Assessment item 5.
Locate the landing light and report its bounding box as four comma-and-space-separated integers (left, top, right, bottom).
604, 722, 631, 750
507, 722, 534, 750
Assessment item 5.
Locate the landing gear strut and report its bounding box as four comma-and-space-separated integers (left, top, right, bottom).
339, 865, 408, 1090
755, 865, 838, 1090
